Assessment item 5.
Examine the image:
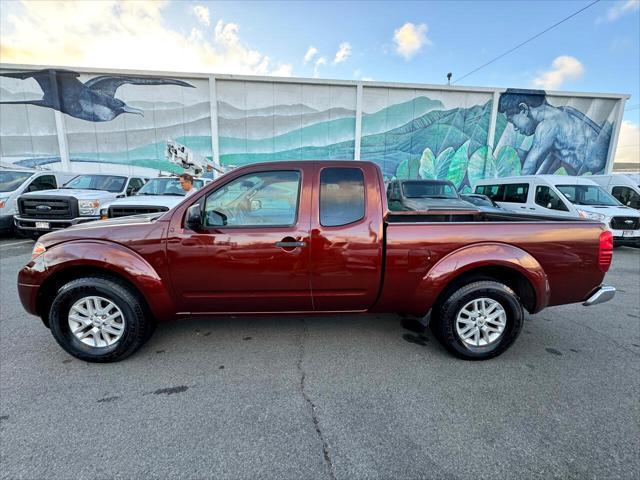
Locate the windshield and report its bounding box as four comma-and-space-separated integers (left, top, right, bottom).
0, 171, 33, 193
402, 181, 458, 199
63, 175, 126, 193
137, 178, 203, 196
556, 184, 621, 207
462, 195, 493, 207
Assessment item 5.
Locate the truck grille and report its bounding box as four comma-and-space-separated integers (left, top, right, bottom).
18, 197, 78, 219
108, 205, 169, 218
610, 216, 640, 230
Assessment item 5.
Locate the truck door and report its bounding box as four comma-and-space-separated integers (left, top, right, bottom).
310, 164, 384, 311
166, 167, 313, 313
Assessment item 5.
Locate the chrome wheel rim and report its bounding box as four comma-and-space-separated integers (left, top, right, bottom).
68, 296, 125, 348
455, 297, 507, 348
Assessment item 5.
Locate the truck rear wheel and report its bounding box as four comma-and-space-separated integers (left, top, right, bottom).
48, 277, 155, 362
431, 280, 524, 360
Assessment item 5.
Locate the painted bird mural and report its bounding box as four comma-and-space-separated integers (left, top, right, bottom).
0, 69, 194, 122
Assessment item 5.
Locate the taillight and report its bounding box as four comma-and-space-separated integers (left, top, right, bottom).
598, 231, 613, 273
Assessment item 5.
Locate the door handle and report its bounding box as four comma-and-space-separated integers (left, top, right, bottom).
275, 241, 306, 248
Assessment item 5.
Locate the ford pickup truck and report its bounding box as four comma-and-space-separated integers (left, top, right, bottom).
14, 173, 147, 236
18, 161, 615, 362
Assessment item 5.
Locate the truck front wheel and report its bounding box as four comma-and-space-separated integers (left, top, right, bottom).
432, 281, 524, 360
48, 277, 155, 362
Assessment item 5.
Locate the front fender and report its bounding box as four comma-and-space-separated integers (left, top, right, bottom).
417, 242, 550, 314
19, 240, 175, 321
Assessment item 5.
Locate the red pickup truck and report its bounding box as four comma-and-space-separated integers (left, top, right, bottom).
18, 161, 615, 362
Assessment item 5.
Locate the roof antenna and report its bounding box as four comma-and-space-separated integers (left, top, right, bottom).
446, 72, 452, 86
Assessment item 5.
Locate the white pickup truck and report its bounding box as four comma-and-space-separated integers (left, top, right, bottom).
0, 167, 77, 235
14, 173, 146, 236
101, 176, 212, 219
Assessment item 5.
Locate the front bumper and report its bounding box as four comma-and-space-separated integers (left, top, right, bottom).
14, 215, 99, 232
583, 285, 616, 306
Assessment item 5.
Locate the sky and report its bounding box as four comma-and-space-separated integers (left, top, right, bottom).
0, 0, 638, 167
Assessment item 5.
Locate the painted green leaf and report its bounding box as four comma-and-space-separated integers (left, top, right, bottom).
434, 146, 455, 180
447, 141, 470, 187
495, 145, 521, 177
467, 145, 490, 184
395, 159, 409, 179
407, 155, 421, 179
418, 148, 436, 179
554, 167, 568, 176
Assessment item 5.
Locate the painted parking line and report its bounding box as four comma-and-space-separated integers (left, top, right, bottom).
0, 240, 34, 248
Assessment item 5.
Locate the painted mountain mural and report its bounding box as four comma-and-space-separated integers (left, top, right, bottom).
218, 95, 495, 189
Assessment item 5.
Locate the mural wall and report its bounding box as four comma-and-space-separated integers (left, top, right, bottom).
217, 80, 356, 165
0, 67, 626, 187
0, 68, 212, 176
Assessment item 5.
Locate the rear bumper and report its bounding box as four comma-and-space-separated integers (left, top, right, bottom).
583, 285, 616, 306
14, 215, 99, 232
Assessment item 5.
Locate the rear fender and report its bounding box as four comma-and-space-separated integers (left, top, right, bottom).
417, 242, 550, 315
23, 240, 175, 321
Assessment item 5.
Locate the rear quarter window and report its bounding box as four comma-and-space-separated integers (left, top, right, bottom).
320, 168, 365, 227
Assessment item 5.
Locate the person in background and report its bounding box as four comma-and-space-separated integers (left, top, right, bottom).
179, 173, 198, 197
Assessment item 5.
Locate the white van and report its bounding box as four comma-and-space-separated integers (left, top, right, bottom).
0, 167, 76, 234
474, 175, 640, 246
589, 173, 640, 210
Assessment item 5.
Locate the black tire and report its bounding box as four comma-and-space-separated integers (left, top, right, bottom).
431, 280, 524, 360
49, 277, 155, 362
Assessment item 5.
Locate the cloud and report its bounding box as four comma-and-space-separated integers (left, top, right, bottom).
0, 0, 292, 76
531, 55, 584, 90
333, 42, 351, 64
303, 46, 318, 65
614, 120, 640, 167
353, 69, 373, 81
597, 0, 639, 23
393, 22, 430, 60
192, 5, 210, 26
313, 56, 326, 78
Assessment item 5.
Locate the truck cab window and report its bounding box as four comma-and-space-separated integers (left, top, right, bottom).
27, 175, 56, 192
203, 170, 300, 227
320, 167, 365, 226
535, 186, 569, 211
126, 178, 144, 195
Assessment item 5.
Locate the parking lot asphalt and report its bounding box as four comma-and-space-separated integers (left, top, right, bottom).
0, 237, 638, 480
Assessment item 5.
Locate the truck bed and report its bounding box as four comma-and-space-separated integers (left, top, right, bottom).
378, 214, 606, 315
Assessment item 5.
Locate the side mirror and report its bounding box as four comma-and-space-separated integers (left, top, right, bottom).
185, 204, 203, 230
204, 209, 227, 227
250, 199, 262, 212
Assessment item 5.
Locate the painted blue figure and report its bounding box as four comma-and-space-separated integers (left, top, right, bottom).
498, 89, 612, 175
0, 69, 194, 122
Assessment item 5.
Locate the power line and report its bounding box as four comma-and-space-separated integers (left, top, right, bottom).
452, 0, 601, 85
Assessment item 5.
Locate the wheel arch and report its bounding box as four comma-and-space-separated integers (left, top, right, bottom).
419, 242, 549, 316
33, 240, 175, 326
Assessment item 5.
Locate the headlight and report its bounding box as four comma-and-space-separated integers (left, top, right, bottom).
0, 197, 7, 209
32, 241, 46, 259
577, 210, 606, 222
100, 207, 109, 220
78, 199, 100, 216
